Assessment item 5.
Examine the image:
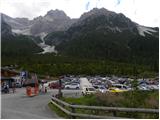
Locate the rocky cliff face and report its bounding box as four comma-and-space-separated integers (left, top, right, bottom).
1, 8, 159, 59
1, 17, 12, 36
1, 9, 77, 36
43, 8, 158, 63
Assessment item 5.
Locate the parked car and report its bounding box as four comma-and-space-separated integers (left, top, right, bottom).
146, 85, 159, 90
82, 87, 96, 95
109, 87, 128, 93
98, 86, 108, 93
112, 84, 128, 90
65, 83, 80, 89
49, 82, 64, 89
93, 85, 99, 90
15, 82, 22, 88
138, 86, 150, 91
43, 82, 50, 88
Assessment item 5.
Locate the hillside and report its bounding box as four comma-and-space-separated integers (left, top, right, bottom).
44, 8, 159, 64
1, 19, 43, 56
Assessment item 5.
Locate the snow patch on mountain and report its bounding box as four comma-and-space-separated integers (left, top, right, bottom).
6, 18, 24, 27
37, 32, 58, 54
41, 45, 57, 54
38, 32, 47, 40
137, 25, 157, 37
38, 42, 58, 54
12, 28, 31, 35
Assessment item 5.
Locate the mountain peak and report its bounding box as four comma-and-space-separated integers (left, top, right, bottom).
90, 7, 110, 13
46, 9, 69, 19
79, 8, 116, 21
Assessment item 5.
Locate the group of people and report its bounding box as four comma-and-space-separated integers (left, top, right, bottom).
39, 83, 47, 93
1, 82, 16, 93
1, 83, 9, 93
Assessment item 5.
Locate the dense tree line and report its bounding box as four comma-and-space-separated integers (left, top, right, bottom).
2, 34, 43, 56
1, 54, 158, 77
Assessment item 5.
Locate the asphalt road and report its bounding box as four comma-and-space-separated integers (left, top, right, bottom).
1, 88, 82, 119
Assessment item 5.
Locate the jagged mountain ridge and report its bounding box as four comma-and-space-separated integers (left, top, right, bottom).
44, 8, 158, 63
74, 8, 137, 33
44, 8, 158, 46
1, 8, 159, 63
1, 9, 77, 36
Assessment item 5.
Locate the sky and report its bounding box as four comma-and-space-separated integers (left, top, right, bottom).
0, 0, 159, 27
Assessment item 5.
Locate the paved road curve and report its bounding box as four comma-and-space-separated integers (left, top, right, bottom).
1, 88, 59, 119
1, 88, 82, 119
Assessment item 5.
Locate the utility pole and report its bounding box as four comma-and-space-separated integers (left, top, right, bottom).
58, 76, 63, 98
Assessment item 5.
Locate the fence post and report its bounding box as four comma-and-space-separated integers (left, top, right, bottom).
113, 111, 117, 117
71, 104, 76, 119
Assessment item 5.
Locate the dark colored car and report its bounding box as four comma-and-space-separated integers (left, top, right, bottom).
49, 82, 64, 89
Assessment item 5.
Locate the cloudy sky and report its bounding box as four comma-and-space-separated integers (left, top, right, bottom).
0, 0, 159, 27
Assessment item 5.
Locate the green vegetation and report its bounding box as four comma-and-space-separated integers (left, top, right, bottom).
60, 91, 159, 118
1, 16, 158, 78
2, 35, 43, 56
48, 102, 69, 118
1, 53, 158, 77
62, 91, 158, 108
48, 91, 158, 119
44, 31, 66, 46
1, 19, 43, 56
48, 15, 159, 65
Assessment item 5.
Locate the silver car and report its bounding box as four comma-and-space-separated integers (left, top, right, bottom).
65, 83, 80, 89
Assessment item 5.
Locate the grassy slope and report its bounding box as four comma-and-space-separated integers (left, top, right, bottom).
48, 91, 158, 118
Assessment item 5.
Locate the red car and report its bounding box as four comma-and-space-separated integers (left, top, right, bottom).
49, 82, 64, 89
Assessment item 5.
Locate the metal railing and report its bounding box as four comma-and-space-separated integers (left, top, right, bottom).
51, 96, 159, 119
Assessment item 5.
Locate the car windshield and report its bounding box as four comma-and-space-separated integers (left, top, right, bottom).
93, 86, 98, 89
100, 87, 105, 89
88, 88, 95, 91
123, 86, 127, 89
71, 83, 78, 85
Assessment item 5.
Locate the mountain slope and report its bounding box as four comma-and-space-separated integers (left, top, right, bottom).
44, 8, 159, 63
1, 19, 43, 56
1, 8, 159, 64
1, 9, 77, 36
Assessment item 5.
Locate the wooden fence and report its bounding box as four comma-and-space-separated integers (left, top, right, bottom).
51, 96, 159, 119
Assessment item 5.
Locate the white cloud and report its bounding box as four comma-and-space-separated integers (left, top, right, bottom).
114, 0, 160, 27
0, 0, 159, 27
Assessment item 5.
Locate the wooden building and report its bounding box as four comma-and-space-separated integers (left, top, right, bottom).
1, 67, 19, 88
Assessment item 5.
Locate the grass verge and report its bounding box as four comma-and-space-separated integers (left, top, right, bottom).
48, 102, 69, 118
48, 90, 159, 119
62, 91, 159, 119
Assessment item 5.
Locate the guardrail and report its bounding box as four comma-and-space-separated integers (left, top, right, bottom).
51, 96, 159, 119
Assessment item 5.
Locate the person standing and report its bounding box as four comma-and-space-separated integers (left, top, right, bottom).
12, 82, 16, 93
6, 84, 9, 93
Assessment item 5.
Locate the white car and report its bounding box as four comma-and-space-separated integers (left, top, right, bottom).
65, 83, 80, 89
43, 82, 49, 88
98, 86, 108, 93
43, 81, 55, 88
82, 87, 96, 95
138, 86, 150, 91
147, 85, 159, 90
